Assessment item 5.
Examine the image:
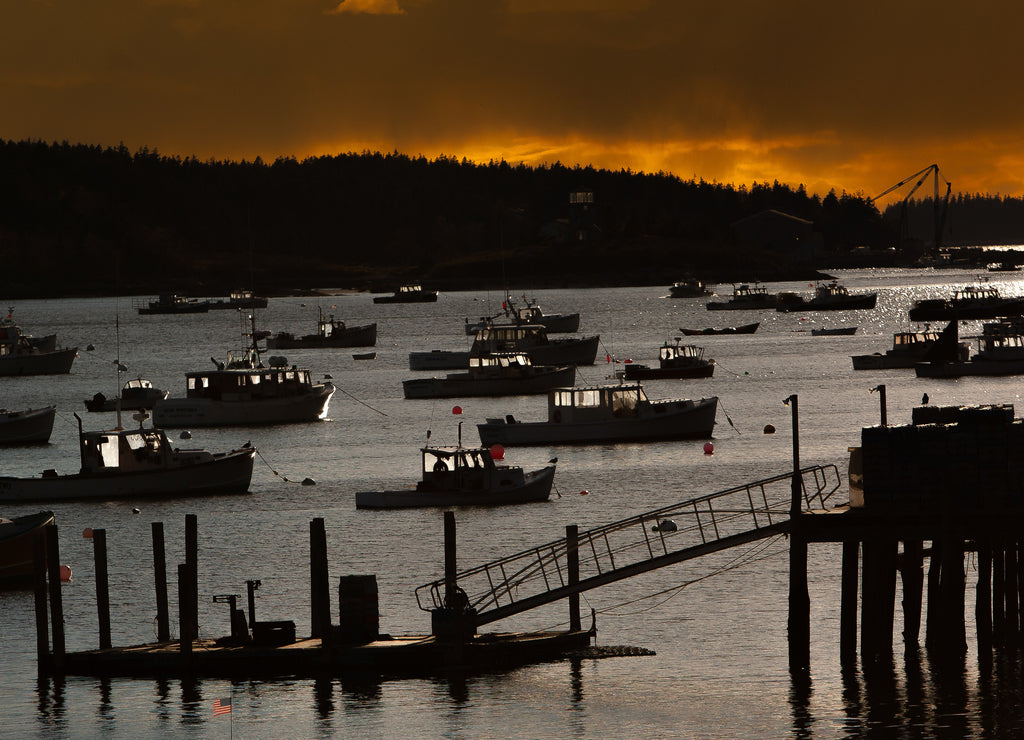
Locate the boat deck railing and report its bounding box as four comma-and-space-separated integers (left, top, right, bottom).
415, 464, 843, 625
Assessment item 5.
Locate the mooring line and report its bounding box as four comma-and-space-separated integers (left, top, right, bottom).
334, 386, 388, 416
717, 398, 741, 435
254, 448, 311, 485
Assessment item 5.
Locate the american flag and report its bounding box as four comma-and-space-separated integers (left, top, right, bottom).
213, 697, 232, 716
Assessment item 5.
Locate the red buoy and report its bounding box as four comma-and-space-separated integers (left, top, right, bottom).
82, 527, 94, 539
59, 565, 72, 582
452, 406, 463, 415
703, 442, 714, 455
490, 443, 505, 461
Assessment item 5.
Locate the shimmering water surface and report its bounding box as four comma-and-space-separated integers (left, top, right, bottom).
5, 268, 1024, 738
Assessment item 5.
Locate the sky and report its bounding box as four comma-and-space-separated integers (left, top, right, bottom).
4, 1, 1024, 205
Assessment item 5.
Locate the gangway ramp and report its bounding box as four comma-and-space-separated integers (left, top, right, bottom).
416, 465, 843, 626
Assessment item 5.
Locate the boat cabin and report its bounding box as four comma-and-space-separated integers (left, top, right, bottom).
317, 315, 347, 338
185, 356, 315, 401
79, 428, 173, 474
660, 343, 705, 363
417, 446, 518, 491
472, 324, 550, 353
546, 383, 648, 423
468, 353, 534, 371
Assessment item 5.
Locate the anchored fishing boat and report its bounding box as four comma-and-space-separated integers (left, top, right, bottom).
266, 308, 377, 349
0, 313, 77, 376
622, 341, 715, 380
403, 353, 575, 399
0, 406, 56, 445
908, 285, 1024, 321
0, 413, 254, 503
464, 295, 581, 335
410, 325, 599, 371
776, 281, 877, 312
706, 283, 780, 311
84, 378, 168, 412
852, 324, 968, 370
355, 439, 555, 509
477, 381, 718, 446
373, 284, 438, 304
152, 315, 334, 427
915, 318, 1024, 378
0, 511, 55, 588
680, 322, 759, 336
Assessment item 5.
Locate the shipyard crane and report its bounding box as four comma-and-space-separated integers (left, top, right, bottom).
870, 164, 952, 255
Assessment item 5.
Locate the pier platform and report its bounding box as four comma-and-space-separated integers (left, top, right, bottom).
61, 628, 598, 679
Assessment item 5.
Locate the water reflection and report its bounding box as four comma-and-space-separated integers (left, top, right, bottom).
34, 675, 65, 731
792, 648, 1024, 737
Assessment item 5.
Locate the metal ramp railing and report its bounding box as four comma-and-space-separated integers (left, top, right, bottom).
415, 464, 843, 626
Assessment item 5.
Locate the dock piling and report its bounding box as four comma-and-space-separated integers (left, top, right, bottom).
839, 540, 858, 665
185, 514, 198, 641
178, 563, 193, 665
45, 523, 65, 674
309, 518, 331, 641
93, 528, 111, 649
151, 522, 170, 642
32, 530, 50, 677
567, 525, 581, 632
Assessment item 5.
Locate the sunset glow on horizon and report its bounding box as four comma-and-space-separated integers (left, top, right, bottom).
4, 1, 1023, 205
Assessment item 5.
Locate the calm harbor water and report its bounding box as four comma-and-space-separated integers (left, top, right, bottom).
5, 268, 1024, 738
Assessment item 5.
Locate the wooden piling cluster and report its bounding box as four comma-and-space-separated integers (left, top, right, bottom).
788, 399, 1024, 671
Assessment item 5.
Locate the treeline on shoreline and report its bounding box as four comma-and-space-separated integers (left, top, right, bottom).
2, 139, 1023, 298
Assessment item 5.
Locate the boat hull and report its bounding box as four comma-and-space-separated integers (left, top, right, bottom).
403, 366, 576, 399
680, 322, 759, 336
355, 466, 555, 509
0, 450, 255, 503
0, 511, 54, 588
152, 384, 334, 427
0, 347, 77, 376
266, 324, 377, 349
909, 299, 1024, 321
622, 364, 714, 380
915, 359, 1024, 378
478, 397, 718, 446
0, 406, 56, 444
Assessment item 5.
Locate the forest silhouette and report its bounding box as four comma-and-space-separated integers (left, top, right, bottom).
3, 139, 1023, 298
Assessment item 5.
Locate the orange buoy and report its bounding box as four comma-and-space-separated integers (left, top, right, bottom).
59, 565, 72, 582
82, 527, 94, 539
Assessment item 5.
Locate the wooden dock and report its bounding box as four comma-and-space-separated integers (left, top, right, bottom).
29, 511, 603, 680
